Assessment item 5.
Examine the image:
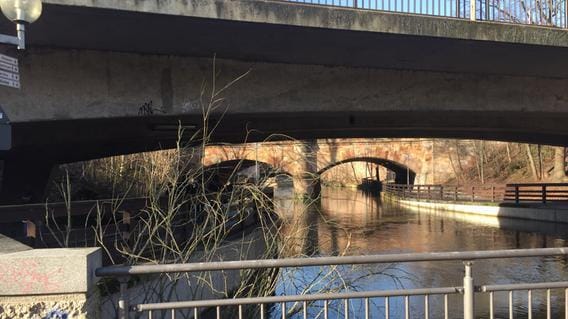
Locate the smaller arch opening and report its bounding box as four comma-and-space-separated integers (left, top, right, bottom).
203, 159, 292, 190
317, 157, 416, 187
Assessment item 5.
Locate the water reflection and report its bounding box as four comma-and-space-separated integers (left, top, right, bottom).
273, 187, 568, 318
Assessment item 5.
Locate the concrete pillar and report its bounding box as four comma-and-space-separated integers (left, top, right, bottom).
293, 140, 319, 199
0, 247, 102, 319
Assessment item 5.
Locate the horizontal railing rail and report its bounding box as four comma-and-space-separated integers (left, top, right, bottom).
384, 183, 506, 203
279, 0, 568, 27
95, 247, 568, 276
0, 197, 149, 223
384, 183, 568, 204
0, 197, 150, 248
96, 247, 568, 319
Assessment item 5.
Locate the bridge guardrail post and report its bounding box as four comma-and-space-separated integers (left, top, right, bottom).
454, 186, 458, 201
118, 276, 130, 319
542, 185, 547, 204
491, 186, 495, 202
440, 185, 444, 200
515, 186, 520, 204
23, 219, 36, 247
471, 186, 475, 202
463, 261, 475, 319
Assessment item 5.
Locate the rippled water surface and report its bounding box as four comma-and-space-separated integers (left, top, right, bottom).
271, 187, 568, 319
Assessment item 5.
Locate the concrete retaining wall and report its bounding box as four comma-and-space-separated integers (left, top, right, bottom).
383, 193, 568, 224
0, 245, 101, 319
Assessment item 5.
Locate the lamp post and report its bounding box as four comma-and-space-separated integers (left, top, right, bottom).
0, 0, 43, 50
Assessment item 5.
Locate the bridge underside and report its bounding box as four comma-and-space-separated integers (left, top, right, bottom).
1, 109, 567, 204
6, 110, 568, 161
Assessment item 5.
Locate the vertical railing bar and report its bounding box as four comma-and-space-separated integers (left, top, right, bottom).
345, 299, 349, 319
405, 295, 410, 319
489, 291, 494, 319
463, 261, 474, 319
564, 0, 568, 28
238, 305, 243, 319
509, 290, 513, 319
303, 301, 307, 319
216, 306, 221, 319
118, 279, 129, 319
365, 297, 370, 319
148, 310, 153, 319
424, 295, 429, 319
385, 296, 390, 319
260, 304, 265, 319
528, 289, 532, 319
444, 294, 449, 319
565, 288, 568, 319
171, 309, 176, 319
547, 289, 551, 319
324, 300, 328, 319
281, 302, 286, 319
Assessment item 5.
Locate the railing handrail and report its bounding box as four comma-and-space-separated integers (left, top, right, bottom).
276, 0, 568, 28
95, 247, 568, 277
384, 183, 568, 188
0, 196, 150, 223
506, 183, 568, 187
135, 286, 462, 311
384, 182, 568, 204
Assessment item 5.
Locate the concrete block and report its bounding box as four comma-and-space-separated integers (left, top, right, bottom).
0, 248, 101, 295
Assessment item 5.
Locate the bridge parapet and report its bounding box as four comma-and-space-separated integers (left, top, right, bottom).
281, 0, 567, 27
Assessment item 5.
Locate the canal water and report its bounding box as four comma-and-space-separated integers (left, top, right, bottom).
271, 187, 568, 319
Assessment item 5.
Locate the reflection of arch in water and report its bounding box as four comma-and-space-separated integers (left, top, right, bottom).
317, 157, 416, 185
203, 159, 291, 186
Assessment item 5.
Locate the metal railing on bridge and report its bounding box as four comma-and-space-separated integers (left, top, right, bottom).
384, 183, 568, 204
282, 0, 568, 27
96, 247, 568, 319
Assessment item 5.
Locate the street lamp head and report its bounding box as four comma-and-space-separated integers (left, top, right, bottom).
0, 0, 42, 24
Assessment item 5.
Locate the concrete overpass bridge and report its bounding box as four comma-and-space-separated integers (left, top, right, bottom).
1, 0, 568, 203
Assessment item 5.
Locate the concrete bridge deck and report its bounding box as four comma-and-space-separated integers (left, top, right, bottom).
1, 0, 568, 203
8, 0, 568, 77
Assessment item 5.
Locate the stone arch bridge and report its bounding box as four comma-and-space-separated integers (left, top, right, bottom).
203, 139, 469, 194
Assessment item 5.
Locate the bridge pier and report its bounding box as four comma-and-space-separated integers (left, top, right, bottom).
293, 140, 320, 200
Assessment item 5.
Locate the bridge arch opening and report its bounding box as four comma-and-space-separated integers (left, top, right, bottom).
317, 157, 417, 186
203, 159, 292, 190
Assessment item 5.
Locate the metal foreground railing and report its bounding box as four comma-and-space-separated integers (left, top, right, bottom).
281, 0, 568, 27
96, 247, 568, 319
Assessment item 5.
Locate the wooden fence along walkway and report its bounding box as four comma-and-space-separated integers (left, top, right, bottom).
384, 183, 568, 205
